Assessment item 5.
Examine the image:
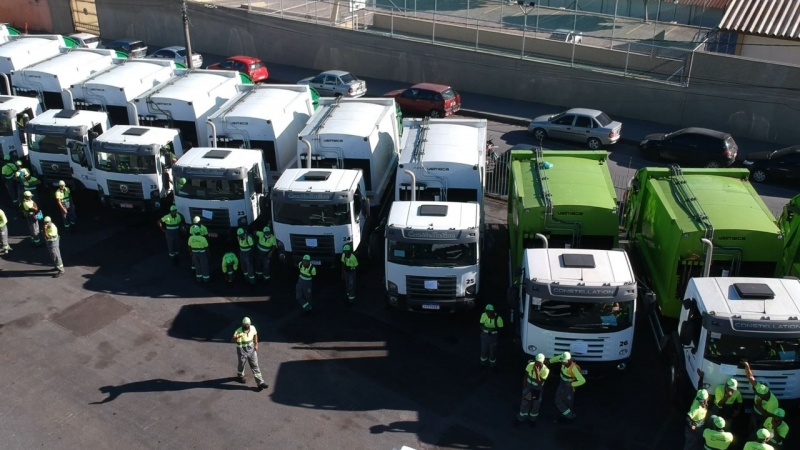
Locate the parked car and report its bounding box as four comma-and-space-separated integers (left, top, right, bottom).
147, 46, 203, 68
206, 56, 269, 83
69, 33, 101, 49
103, 39, 148, 58
383, 83, 461, 118
743, 145, 800, 183
639, 127, 738, 168
298, 70, 366, 97
548, 29, 583, 45
528, 108, 621, 149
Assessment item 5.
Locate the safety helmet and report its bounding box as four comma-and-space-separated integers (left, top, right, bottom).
237, 228, 245, 236
711, 415, 725, 429
44, 216, 52, 223
560, 351, 572, 362
3, 154, 8, 161
302, 255, 311, 261
343, 244, 351, 251
756, 428, 771, 440
535, 353, 545, 363
193, 216, 201, 224
726, 378, 738, 390
263, 226, 271, 233
484, 304, 494, 312
15, 160, 22, 166
23, 191, 32, 198
755, 382, 770, 395
58, 180, 66, 187
774, 408, 785, 418
242, 317, 251, 325
696, 389, 709, 401
170, 205, 177, 212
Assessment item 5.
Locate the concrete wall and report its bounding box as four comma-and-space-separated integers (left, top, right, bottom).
94, 0, 800, 145
0, 0, 75, 34
740, 35, 800, 67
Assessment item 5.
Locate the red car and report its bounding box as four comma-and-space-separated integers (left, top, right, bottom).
207, 56, 269, 83
383, 83, 461, 118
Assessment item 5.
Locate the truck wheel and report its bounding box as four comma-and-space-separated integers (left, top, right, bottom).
587, 138, 602, 150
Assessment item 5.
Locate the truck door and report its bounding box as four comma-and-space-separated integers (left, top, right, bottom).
679, 305, 704, 388
67, 138, 97, 190
352, 181, 367, 251
247, 164, 263, 221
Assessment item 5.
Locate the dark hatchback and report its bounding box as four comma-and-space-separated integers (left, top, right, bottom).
103, 39, 148, 58
639, 127, 738, 168
743, 145, 800, 184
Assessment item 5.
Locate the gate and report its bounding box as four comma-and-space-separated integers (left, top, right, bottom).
485, 149, 510, 198
70, 0, 100, 34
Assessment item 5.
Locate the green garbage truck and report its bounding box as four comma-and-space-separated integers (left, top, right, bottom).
777, 193, 800, 277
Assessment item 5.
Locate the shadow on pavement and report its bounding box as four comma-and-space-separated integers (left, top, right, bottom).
89, 377, 256, 404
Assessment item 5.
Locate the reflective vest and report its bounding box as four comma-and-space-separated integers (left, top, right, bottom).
298, 262, 316, 281
21, 176, 39, 191
222, 253, 239, 271
2, 162, 16, 179
55, 187, 71, 204
0, 209, 7, 228
238, 235, 254, 251
525, 362, 549, 387
687, 400, 709, 428
764, 417, 789, 445
713, 385, 742, 407
190, 224, 208, 237
754, 392, 779, 417
741, 442, 774, 450
233, 326, 257, 349
22, 199, 36, 215
256, 231, 276, 252
44, 223, 59, 241
161, 213, 183, 230
341, 253, 358, 271
188, 235, 208, 251
703, 429, 733, 450
479, 313, 503, 334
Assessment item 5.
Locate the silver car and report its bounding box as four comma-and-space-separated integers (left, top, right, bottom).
147, 46, 203, 68
528, 108, 622, 149
298, 70, 366, 98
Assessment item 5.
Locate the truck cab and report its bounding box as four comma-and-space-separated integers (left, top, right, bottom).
0, 95, 41, 159
671, 277, 800, 404
25, 108, 110, 188
384, 201, 480, 312
173, 148, 267, 239
518, 247, 636, 374
94, 126, 184, 211
272, 168, 369, 267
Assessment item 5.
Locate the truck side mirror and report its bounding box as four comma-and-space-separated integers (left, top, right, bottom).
254, 180, 263, 195
645, 291, 657, 305
679, 321, 694, 347
514, 267, 524, 277
362, 198, 370, 217
682, 298, 695, 311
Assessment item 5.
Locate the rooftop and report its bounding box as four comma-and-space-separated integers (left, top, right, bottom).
274, 168, 360, 193
142, 70, 239, 104
302, 99, 393, 139
720, 0, 800, 40
20, 49, 116, 76
399, 118, 486, 167
97, 125, 180, 145
78, 59, 175, 89
0, 35, 63, 57
209, 85, 310, 122
176, 147, 262, 169
524, 248, 635, 284
694, 277, 800, 318
30, 108, 109, 127
388, 201, 480, 230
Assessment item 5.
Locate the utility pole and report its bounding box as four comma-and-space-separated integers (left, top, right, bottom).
180, 0, 195, 69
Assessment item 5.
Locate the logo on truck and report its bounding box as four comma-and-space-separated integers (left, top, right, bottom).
426, 167, 450, 172
551, 286, 617, 296
323, 139, 343, 143
286, 192, 333, 201
732, 320, 800, 332
404, 230, 460, 240
718, 236, 746, 241
183, 168, 226, 176
230, 122, 249, 126
557, 212, 584, 216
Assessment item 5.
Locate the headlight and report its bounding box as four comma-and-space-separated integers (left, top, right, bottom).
98, 185, 105, 195
150, 189, 160, 200
277, 240, 285, 250
388, 281, 398, 293
619, 349, 628, 355
527, 345, 537, 352
237, 216, 247, 227
466, 284, 476, 295
702, 383, 711, 390
743, 160, 754, 166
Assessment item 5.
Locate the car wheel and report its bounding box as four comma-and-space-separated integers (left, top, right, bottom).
704, 160, 722, 168
429, 109, 442, 118
532, 128, 547, 141
587, 138, 602, 150
751, 169, 767, 183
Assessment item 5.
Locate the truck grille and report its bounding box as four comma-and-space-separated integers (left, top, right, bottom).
39, 159, 69, 183
731, 374, 791, 399
553, 337, 606, 360
188, 207, 230, 230
107, 180, 144, 200
289, 234, 335, 257
406, 275, 457, 299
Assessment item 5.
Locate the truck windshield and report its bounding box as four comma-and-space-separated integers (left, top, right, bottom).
387, 240, 477, 267
0, 116, 12, 136
273, 201, 350, 226
527, 299, 633, 333
705, 334, 800, 368
29, 134, 69, 154
95, 151, 157, 174
175, 177, 245, 201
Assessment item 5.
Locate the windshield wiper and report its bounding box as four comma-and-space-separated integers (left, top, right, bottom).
750, 359, 797, 365
570, 323, 611, 329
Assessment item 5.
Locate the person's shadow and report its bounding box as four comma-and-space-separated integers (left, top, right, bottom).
90, 377, 259, 404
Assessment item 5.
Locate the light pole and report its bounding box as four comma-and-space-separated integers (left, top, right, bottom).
518, 1, 535, 59
180, 0, 194, 69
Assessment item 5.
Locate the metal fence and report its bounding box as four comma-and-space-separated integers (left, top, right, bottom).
241, 0, 706, 86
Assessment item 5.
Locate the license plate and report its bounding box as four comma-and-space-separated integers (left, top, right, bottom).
422, 304, 440, 310
580, 369, 588, 375
208, 232, 218, 238
311, 260, 321, 266
120, 203, 133, 209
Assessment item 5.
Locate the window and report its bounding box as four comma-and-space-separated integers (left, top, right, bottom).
671, 134, 696, 147
418, 90, 435, 101
594, 112, 613, 127
311, 75, 325, 84
234, 62, 247, 72
0, 116, 11, 136
324, 75, 337, 85
175, 49, 187, 57
552, 115, 575, 126
218, 60, 234, 69
387, 241, 477, 267
527, 299, 634, 333
705, 334, 800, 369
96, 151, 156, 174
29, 134, 68, 154
441, 88, 456, 100
84, 37, 100, 45
574, 116, 593, 128
175, 177, 245, 200
272, 201, 351, 226
353, 185, 363, 217
402, 89, 419, 99
339, 73, 356, 83
433, 93, 442, 102
154, 50, 171, 58
250, 62, 264, 70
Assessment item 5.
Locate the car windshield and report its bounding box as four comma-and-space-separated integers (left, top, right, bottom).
129, 42, 146, 50
705, 334, 800, 369
595, 112, 613, 127
95, 151, 157, 174
550, 112, 566, 121
273, 201, 350, 226
527, 298, 634, 333
175, 177, 245, 201
441, 88, 456, 100
175, 49, 187, 57
387, 240, 477, 267
29, 134, 68, 154
0, 116, 12, 136
340, 73, 357, 83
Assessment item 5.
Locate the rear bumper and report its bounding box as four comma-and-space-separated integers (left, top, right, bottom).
444, 104, 461, 117
385, 292, 477, 313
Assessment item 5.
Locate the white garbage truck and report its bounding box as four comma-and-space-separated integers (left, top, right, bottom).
25, 108, 110, 188
173, 147, 268, 239
206, 84, 316, 186
93, 125, 184, 212
383, 117, 488, 312
70, 58, 177, 126
517, 245, 637, 374
0, 34, 67, 95
0, 95, 42, 160
10, 48, 119, 110
133, 69, 246, 149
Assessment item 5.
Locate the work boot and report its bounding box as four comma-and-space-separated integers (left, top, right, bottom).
258, 382, 268, 391
54, 271, 64, 278
237, 376, 246, 384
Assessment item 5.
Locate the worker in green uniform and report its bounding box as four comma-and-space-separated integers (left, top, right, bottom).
237, 228, 256, 286
55, 180, 76, 231
187, 226, 210, 282
479, 304, 503, 367
222, 251, 239, 283
255, 225, 276, 282
296, 255, 316, 312
190, 216, 208, 236
703, 415, 733, 450
341, 244, 358, 303
232, 317, 268, 390
550, 351, 585, 421
13, 161, 27, 204
21, 191, 41, 246
157, 206, 184, 264
685, 389, 710, 450
43, 216, 65, 277
2, 155, 20, 204
0, 207, 10, 255
516, 353, 549, 428
18, 170, 41, 204
763, 408, 788, 449
743, 429, 774, 450
698, 369, 743, 427
744, 360, 780, 435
